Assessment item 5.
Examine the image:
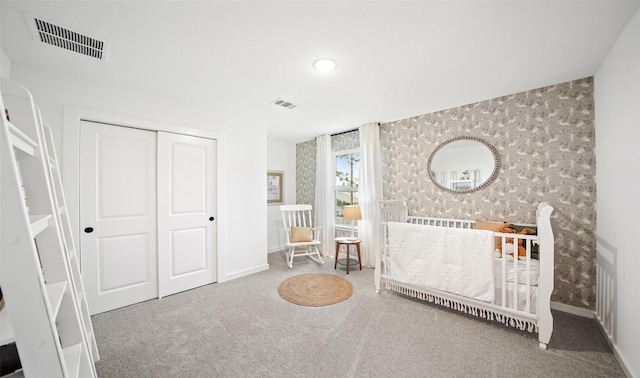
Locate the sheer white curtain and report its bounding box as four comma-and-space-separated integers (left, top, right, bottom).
314, 134, 334, 256
358, 123, 383, 267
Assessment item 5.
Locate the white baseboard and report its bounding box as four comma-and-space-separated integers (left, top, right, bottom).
594, 316, 634, 378
268, 247, 284, 254
220, 264, 269, 282
550, 301, 595, 318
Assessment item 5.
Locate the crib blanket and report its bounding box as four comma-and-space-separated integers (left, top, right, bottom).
386, 222, 495, 302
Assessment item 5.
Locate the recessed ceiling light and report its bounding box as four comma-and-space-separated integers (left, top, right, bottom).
313, 58, 336, 72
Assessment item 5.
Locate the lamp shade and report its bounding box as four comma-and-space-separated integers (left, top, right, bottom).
343, 205, 362, 221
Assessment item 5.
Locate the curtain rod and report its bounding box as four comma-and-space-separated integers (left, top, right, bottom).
330, 122, 380, 137
330, 128, 358, 137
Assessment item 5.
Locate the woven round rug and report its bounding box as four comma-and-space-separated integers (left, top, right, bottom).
278, 273, 353, 307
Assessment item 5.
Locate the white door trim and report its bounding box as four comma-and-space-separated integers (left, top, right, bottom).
62, 105, 227, 285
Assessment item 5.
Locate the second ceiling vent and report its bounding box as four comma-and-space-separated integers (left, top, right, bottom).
271, 98, 299, 110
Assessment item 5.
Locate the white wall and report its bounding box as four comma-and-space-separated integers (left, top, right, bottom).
1, 47, 10, 77
267, 137, 296, 253
594, 8, 640, 378
7, 63, 268, 283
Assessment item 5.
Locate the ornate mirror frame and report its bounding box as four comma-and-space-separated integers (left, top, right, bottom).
427, 136, 501, 194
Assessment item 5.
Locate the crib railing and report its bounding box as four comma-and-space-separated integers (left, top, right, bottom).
407, 216, 475, 229
495, 232, 538, 314
380, 200, 408, 223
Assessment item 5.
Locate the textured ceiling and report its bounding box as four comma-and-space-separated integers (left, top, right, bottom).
1, 1, 639, 143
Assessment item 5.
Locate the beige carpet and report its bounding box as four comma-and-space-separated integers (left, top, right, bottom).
278, 273, 352, 306
91, 253, 626, 378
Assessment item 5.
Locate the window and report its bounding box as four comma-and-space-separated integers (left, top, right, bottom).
334, 149, 360, 227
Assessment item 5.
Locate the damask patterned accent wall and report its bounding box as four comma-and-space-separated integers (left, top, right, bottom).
332, 131, 360, 152
296, 139, 316, 206
295, 131, 360, 205
381, 77, 596, 309
296, 77, 596, 309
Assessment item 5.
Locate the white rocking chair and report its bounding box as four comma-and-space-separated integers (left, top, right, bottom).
280, 204, 324, 269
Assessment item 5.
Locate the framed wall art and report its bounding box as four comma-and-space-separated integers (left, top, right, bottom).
267, 170, 284, 205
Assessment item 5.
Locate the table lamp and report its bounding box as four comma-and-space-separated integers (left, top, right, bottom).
343, 205, 362, 240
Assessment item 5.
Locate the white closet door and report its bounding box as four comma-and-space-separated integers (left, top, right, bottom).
157, 132, 217, 298
80, 121, 158, 314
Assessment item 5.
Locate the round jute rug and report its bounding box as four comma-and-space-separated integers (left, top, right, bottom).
278, 273, 353, 307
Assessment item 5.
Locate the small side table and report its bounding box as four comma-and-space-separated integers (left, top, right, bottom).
334, 237, 362, 274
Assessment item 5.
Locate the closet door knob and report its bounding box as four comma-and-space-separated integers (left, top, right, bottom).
209, 217, 215, 221
84, 227, 94, 233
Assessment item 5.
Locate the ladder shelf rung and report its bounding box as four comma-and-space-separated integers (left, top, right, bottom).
7, 121, 37, 156
86, 331, 98, 360
45, 281, 67, 319
62, 343, 82, 378
67, 247, 76, 260
29, 214, 52, 236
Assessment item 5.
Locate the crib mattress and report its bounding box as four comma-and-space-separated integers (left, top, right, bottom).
494, 258, 539, 314
494, 258, 540, 286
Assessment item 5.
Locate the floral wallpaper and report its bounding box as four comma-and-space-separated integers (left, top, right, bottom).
297, 77, 596, 310
296, 139, 316, 206
295, 131, 360, 205
331, 130, 359, 152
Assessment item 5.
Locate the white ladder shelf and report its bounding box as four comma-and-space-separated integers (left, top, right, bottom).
1, 77, 98, 377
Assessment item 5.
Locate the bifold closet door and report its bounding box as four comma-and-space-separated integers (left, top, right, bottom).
157, 132, 217, 298
80, 121, 158, 314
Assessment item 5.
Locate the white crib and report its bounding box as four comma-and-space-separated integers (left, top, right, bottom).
375, 200, 555, 349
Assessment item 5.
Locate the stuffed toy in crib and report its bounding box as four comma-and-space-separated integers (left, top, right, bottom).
494, 225, 536, 260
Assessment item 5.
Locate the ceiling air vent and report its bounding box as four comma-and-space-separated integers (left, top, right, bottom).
26, 13, 109, 60
271, 98, 298, 110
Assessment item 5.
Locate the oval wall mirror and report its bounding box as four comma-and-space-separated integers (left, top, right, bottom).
427, 136, 500, 193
